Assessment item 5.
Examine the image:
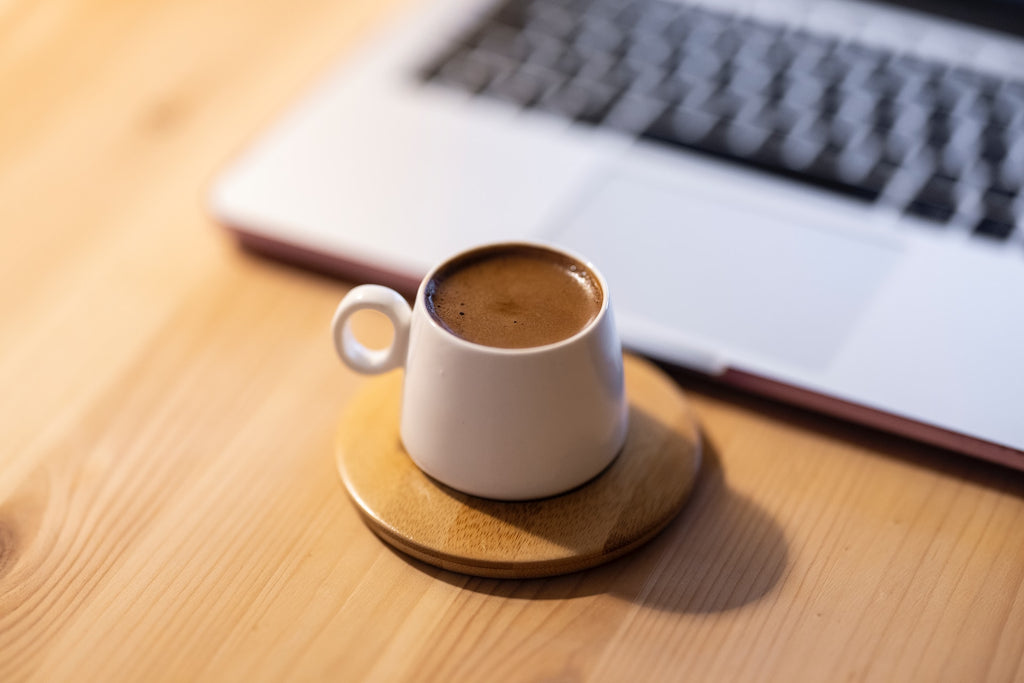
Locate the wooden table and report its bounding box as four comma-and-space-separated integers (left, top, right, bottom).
2, 1, 1023, 680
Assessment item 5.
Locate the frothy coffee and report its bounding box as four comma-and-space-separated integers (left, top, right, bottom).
425, 245, 603, 349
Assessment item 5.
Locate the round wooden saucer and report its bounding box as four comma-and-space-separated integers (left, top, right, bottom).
336, 355, 701, 579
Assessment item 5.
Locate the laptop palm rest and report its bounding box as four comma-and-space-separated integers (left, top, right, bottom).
550, 168, 903, 374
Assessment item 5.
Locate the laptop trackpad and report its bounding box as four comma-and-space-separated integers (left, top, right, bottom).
550, 169, 902, 372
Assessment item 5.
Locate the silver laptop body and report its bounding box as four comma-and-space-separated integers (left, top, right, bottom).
211, 0, 1024, 468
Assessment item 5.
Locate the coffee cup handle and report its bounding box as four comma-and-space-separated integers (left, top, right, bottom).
331, 285, 412, 374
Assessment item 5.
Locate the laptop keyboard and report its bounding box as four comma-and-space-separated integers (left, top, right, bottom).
419, 0, 1024, 242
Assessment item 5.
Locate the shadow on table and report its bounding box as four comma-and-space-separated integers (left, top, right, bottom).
392, 436, 789, 614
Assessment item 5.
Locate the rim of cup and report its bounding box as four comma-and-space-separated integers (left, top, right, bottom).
416, 240, 612, 355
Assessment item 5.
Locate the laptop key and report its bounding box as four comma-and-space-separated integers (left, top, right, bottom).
974, 217, 1017, 240
536, 78, 618, 121
685, 120, 770, 158
993, 159, 1024, 197
833, 90, 878, 122
525, 5, 577, 39
603, 93, 667, 133
752, 101, 802, 134
626, 0, 681, 34
810, 55, 849, 83
862, 67, 907, 98
778, 78, 828, 108
726, 62, 775, 95
622, 37, 674, 70
759, 41, 795, 71
723, 120, 771, 155
980, 125, 1010, 163
926, 113, 956, 150
427, 49, 511, 93
782, 30, 837, 66
860, 161, 898, 197
485, 68, 556, 107
878, 129, 917, 166
549, 48, 585, 78
676, 50, 726, 80
973, 188, 1018, 240
710, 28, 744, 59
476, 24, 530, 61
651, 72, 707, 106
777, 135, 823, 170
697, 88, 746, 119
797, 146, 883, 200
906, 175, 959, 222
418, 45, 459, 83
573, 17, 625, 55
887, 54, 943, 82
940, 142, 979, 178
489, 0, 531, 29
644, 105, 719, 146
888, 101, 930, 136
578, 56, 632, 89
833, 43, 888, 71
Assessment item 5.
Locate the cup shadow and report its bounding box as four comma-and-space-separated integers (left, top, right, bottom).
610, 436, 789, 613
390, 434, 789, 615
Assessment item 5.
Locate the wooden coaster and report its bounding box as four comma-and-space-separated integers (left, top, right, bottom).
336, 355, 701, 579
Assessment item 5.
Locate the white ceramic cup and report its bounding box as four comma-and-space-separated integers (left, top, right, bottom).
331, 242, 628, 500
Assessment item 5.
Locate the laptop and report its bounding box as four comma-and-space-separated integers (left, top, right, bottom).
209, 0, 1024, 470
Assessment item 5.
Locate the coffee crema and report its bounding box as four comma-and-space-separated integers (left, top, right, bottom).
425, 245, 603, 349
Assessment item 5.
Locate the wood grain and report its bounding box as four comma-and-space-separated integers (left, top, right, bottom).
337, 355, 701, 578
1, 0, 1023, 681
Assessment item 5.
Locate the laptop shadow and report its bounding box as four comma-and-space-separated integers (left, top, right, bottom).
656, 362, 1024, 499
